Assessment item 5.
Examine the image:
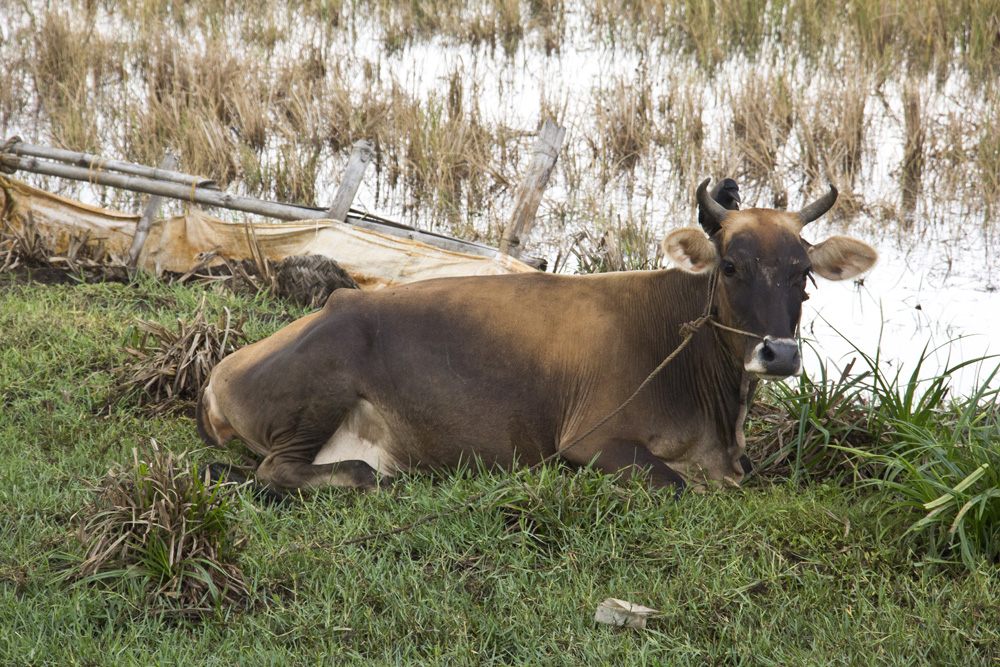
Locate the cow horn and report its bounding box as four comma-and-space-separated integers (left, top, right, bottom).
797, 185, 838, 225
696, 178, 729, 235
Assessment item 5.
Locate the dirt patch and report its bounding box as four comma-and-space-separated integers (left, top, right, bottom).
2, 263, 129, 286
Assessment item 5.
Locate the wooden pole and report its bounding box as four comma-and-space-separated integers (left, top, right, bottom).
127, 153, 179, 269
3, 140, 217, 189
499, 120, 566, 258
326, 140, 374, 222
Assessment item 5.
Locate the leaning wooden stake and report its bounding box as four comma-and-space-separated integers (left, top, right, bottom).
326, 140, 374, 222
127, 153, 179, 269
499, 120, 567, 258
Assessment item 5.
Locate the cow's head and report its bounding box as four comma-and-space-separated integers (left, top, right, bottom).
663, 178, 877, 380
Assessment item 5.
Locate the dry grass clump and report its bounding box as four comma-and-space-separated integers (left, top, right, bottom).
126, 36, 258, 192
314, 60, 393, 155
589, 76, 656, 184
973, 103, 1000, 217
658, 78, 705, 183
119, 297, 245, 409
0, 208, 49, 273
882, 0, 1000, 84
917, 94, 1000, 223
389, 91, 510, 225
33, 11, 118, 153
900, 82, 926, 225
526, 0, 565, 54
0, 36, 31, 136
568, 216, 661, 273
69, 440, 250, 614
728, 73, 796, 202
795, 68, 871, 213
375, 0, 524, 53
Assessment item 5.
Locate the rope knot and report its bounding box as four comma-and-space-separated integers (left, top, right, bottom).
679, 315, 710, 339
0, 136, 21, 175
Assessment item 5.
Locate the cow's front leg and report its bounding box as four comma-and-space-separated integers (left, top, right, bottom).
568, 439, 686, 496
256, 452, 380, 493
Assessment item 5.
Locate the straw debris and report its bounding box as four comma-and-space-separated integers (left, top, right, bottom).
119, 296, 245, 409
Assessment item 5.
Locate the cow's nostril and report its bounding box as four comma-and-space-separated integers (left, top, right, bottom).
760, 342, 775, 362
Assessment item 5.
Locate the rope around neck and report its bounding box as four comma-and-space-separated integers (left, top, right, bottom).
329, 269, 762, 549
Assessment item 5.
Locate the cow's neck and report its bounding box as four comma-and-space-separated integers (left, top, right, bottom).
651, 270, 756, 476
707, 290, 763, 476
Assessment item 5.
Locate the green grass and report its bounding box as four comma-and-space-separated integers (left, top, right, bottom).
2, 273, 1000, 664
752, 329, 1000, 571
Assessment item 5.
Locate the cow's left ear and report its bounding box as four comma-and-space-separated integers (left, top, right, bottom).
807, 235, 878, 281
662, 227, 719, 274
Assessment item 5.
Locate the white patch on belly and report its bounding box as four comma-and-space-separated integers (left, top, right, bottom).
312, 399, 399, 476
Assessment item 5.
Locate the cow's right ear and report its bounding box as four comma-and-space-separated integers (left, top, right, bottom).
662, 227, 719, 274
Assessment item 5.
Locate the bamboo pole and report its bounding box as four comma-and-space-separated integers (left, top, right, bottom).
3, 140, 218, 190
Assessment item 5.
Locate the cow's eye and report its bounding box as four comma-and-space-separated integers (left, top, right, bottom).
721, 260, 736, 277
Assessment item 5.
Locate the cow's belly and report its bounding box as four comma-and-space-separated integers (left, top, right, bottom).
312, 399, 401, 476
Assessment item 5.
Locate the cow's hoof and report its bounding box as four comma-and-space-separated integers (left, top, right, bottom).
207, 462, 290, 507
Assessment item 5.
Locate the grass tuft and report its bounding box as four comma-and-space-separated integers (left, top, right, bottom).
751, 356, 878, 484
843, 363, 1000, 570
67, 439, 251, 614
751, 329, 1000, 570
589, 75, 655, 183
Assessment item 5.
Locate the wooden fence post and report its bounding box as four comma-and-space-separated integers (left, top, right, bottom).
499, 120, 566, 259
127, 153, 179, 269
326, 140, 375, 222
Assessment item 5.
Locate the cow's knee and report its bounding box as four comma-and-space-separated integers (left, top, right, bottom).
327, 460, 380, 490
577, 439, 686, 496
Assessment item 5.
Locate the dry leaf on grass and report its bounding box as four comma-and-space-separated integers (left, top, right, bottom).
594, 597, 662, 629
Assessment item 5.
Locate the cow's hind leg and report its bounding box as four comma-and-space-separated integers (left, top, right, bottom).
256, 454, 380, 493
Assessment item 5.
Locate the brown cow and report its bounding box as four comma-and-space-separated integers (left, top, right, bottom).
197, 179, 877, 495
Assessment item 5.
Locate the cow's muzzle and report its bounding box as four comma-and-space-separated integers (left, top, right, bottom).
745, 336, 801, 380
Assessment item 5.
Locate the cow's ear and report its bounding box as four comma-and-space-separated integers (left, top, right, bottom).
807, 235, 878, 281
663, 227, 719, 274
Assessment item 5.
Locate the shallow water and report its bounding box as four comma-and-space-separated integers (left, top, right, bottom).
801, 223, 999, 398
